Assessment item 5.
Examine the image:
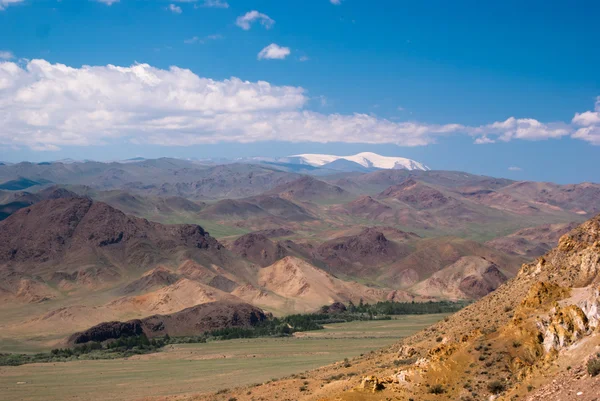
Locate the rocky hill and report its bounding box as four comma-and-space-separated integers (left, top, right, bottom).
68, 300, 267, 345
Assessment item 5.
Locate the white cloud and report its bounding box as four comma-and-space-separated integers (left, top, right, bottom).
257, 44, 290, 60
0, 50, 14, 60
198, 0, 229, 8
168, 4, 182, 14
508, 166, 522, 171
397, 106, 405, 111
0, 0, 24, 10
330, 0, 342, 4
236, 10, 275, 30
572, 97, 600, 145
0, 59, 468, 150
95, 0, 120, 5
0, 60, 599, 151
471, 117, 571, 143
299, 56, 310, 62
184, 34, 223, 44
474, 136, 495, 144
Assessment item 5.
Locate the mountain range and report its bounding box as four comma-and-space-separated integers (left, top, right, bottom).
0, 154, 598, 355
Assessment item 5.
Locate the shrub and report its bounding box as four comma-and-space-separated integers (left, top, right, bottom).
587, 357, 600, 377
428, 384, 445, 394
487, 380, 505, 394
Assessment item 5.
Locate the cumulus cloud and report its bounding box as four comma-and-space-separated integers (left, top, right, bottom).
168, 4, 182, 14
508, 166, 522, 171
0, 0, 24, 10
571, 97, 600, 145
257, 44, 291, 60
471, 117, 571, 143
0, 60, 599, 151
236, 11, 275, 30
0, 60, 469, 150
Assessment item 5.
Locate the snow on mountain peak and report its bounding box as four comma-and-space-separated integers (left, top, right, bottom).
290, 152, 429, 171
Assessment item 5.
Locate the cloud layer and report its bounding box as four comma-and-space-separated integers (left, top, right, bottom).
0, 60, 597, 151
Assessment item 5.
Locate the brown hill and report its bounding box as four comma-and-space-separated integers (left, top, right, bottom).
229, 233, 289, 267
316, 228, 411, 276
411, 256, 507, 299
256, 256, 393, 312
199, 199, 269, 219
0, 197, 222, 278
267, 176, 351, 203
486, 221, 580, 257
378, 236, 523, 288
333, 195, 393, 220
243, 195, 314, 221
68, 300, 267, 345
500, 181, 600, 215
377, 178, 455, 209
0, 197, 265, 309
199, 195, 313, 223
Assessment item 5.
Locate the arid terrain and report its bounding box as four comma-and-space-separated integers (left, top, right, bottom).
0, 158, 598, 400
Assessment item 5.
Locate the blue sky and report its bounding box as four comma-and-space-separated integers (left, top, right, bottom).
0, 0, 599, 183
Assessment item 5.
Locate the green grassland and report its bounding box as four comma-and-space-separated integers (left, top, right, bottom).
0, 315, 446, 401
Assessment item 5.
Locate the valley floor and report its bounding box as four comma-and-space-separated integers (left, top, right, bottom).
0, 315, 446, 401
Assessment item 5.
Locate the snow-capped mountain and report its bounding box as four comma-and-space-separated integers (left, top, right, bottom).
289, 152, 430, 171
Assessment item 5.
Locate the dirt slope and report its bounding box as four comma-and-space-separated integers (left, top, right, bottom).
255, 256, 394, 312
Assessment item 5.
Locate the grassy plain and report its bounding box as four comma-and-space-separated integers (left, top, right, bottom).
0, 315, 446, 401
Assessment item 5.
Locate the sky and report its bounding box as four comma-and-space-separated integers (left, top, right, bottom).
0, 0, 599, 183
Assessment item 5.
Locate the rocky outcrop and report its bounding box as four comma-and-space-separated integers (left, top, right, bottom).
69, 321, 144, 344
68, 301, 267, 345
